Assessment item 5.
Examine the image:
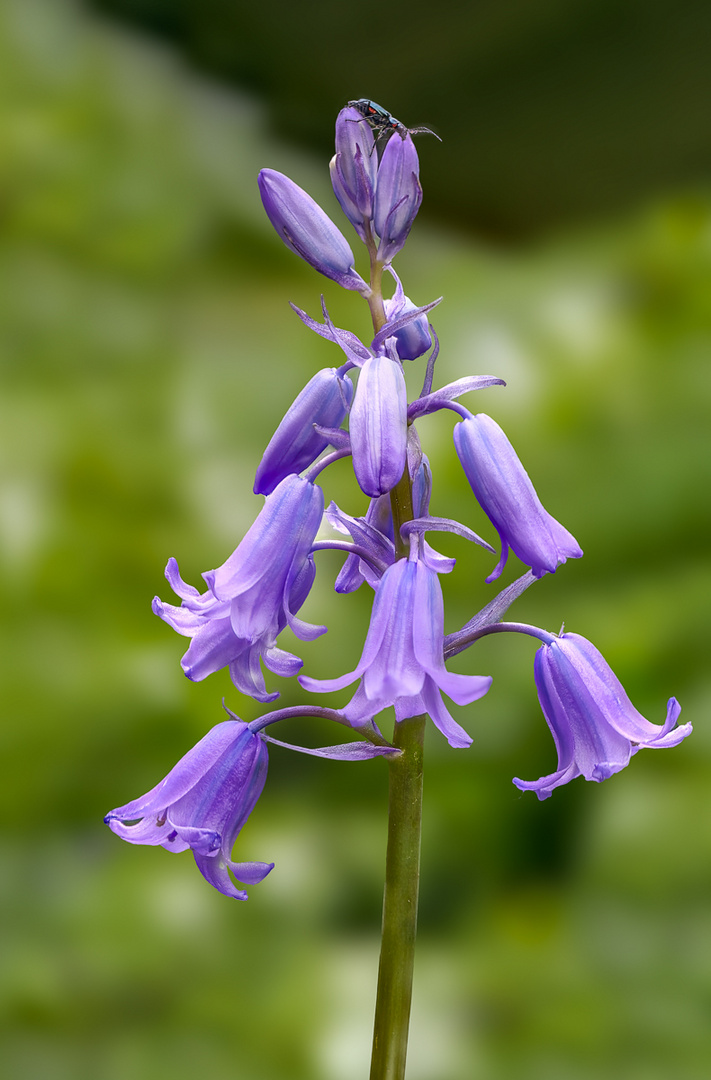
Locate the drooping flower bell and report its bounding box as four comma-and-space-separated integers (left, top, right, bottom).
258, 169, 368, 293
514, 632, 692, 799
300, 546, 492, 748
153, 475, 325, 702
453, 412, 582, 581
105, 719, 274, 900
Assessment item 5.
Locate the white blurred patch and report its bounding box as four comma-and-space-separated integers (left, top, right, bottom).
465, 321, 536, 411
539, 281, 618, 361
0, 478, 51, 575
316, 943, 477, 1080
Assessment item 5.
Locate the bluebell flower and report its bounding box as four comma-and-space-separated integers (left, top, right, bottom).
514, 632, 692, 799
453, 412, 582, 581
153, 475, 325, 702
300, 552, 492, 748
258, 169, 368, 292
373, 132, 423, 263
254, 367, 353, 496
105, 719, 274, 900
349, 354, 408, 497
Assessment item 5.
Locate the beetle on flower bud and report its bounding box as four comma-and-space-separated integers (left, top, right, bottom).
346, 99, 441, 143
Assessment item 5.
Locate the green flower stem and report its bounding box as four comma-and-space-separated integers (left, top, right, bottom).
369, 711, 426, 1080
364, 239, 425, 1079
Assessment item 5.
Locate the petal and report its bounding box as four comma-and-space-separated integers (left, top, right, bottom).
208, 476, 323, 601
193, 853, 249, 901
164, 557, 201, 600
556, 635, 690, 749
374, 134, 422, 262
535, 641, 633, 780
170, 731, 268, 847
168, 822, 221, 856
262, 645, 304, 679
299, 667, 362, 694
104, 814, 181, 847
228, 860, 275, 885
152, 596, 205, 637
229, 647, 280, 704
359, 560, 424, 700
512, 760, 580, 801
181, 617, 241, 681
420, 677, 473, 749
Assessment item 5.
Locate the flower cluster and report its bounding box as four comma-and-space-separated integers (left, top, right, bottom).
106, 103, 690, 898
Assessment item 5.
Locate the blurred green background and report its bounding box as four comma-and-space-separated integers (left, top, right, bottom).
1, 1, 709, 1078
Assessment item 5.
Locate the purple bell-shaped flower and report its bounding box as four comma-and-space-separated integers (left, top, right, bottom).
514, 632, 691, 799
105, 719, 274, 900
300, 549, 492, 748
153, 475, 325, 702
454, 412, 582, 581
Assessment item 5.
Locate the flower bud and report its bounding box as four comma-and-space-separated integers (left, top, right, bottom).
383, 291, 432, 360
258, 169, 367, 292
373, 134, 423, 263
330, 107, 378, 237
254, 368, 353, 495
349, 355, 407, 498
453, 413, 582, 581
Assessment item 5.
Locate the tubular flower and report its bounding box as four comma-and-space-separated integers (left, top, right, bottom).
300, 552, 492, 748
514, 632, 692, 800
453, 412, 582, 582
350, 354, 408, 498
105, 719, 274, 900
153, 475, 325, 702
258, 169, 368, 292
254, 367, 353, 496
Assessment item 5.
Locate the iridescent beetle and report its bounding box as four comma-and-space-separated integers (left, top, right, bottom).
347, 99, 442, 143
